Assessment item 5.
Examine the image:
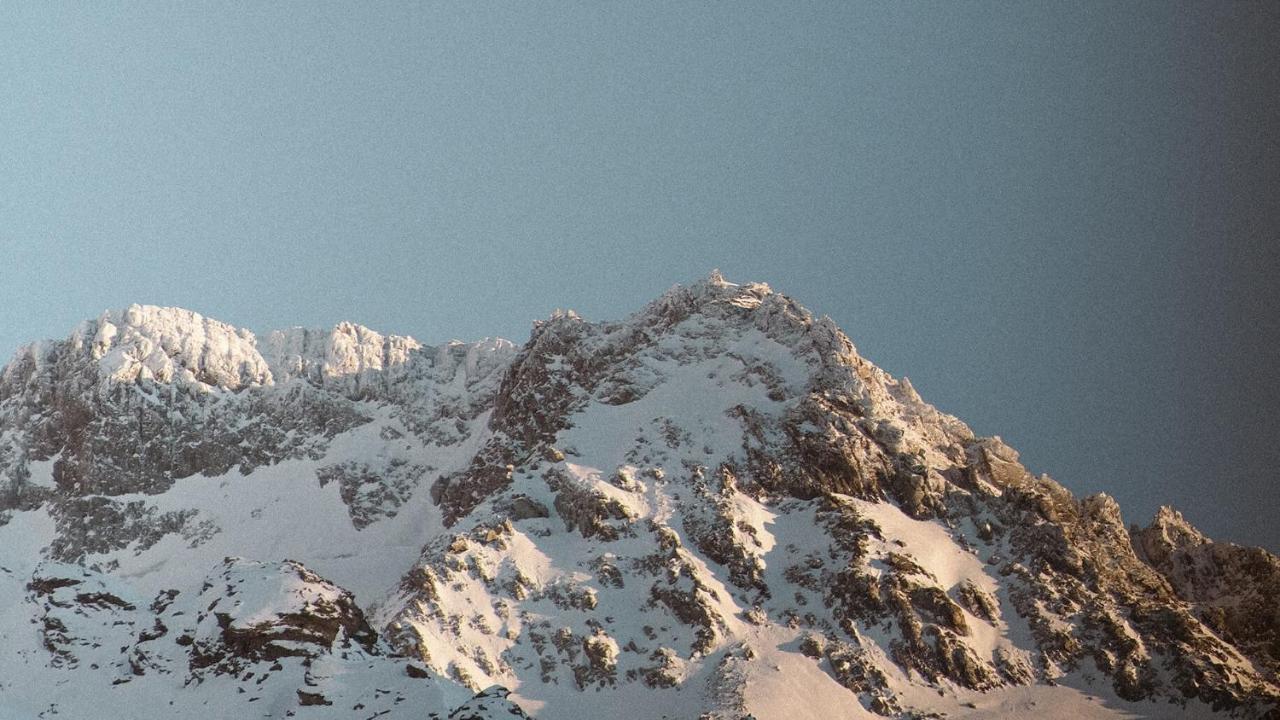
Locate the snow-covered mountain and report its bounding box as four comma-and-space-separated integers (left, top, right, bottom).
0, 272, 1275, 719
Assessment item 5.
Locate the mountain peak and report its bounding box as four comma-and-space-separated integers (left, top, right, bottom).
262, 321, 422, 385
77, 304, 271, 390
672, 269, 774, 307
0, 277, 1275, 718
1134, 505, 1212, 566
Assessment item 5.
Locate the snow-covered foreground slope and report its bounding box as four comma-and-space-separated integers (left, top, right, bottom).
0, 273, 1275, 719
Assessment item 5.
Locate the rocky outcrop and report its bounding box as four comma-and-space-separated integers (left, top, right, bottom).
438, 685, 533, 720
186, 558, 381, 675
317, 459, 429, 529
1135, 507, 1280, 685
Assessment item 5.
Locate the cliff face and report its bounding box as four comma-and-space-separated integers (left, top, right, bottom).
0, 274, 1274, 719
1134, 507, 1280, 685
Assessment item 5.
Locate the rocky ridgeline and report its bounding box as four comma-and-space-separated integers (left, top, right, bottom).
391, 273, 1280, 717
0, 273, 1275, 719
0, 305, 515, 554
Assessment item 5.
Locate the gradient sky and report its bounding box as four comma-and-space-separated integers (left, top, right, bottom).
1, 2, 1276, 549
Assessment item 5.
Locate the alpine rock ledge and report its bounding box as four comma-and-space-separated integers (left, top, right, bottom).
0, 273, 1275, 719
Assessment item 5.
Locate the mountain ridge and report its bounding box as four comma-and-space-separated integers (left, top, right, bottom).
0, 272, 1275, 719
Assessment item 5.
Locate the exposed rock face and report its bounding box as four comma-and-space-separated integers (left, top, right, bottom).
1135, 507, 1280, 685
440, 685, 532, 720
186, 558, 381, 675
317, 459, 430, 529
0, 275, 1276, 719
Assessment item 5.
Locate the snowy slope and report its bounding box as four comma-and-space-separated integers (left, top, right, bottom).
0, 272, 1275, 719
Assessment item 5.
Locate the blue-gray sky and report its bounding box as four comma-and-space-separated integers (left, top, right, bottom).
1, 2, 1277, 549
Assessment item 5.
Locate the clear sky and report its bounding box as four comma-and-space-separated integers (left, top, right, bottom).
1, 2, 1276, 549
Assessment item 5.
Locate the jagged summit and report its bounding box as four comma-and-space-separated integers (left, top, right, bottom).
79, 304, 272, 390
263, 321, 423, 385
4, 303, 515, 397
534, 271, 779, 337
1137, 506, 1212, 557
643, 268, 777, 317
0, 275, 1275, 719
14, 272, 802, 394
